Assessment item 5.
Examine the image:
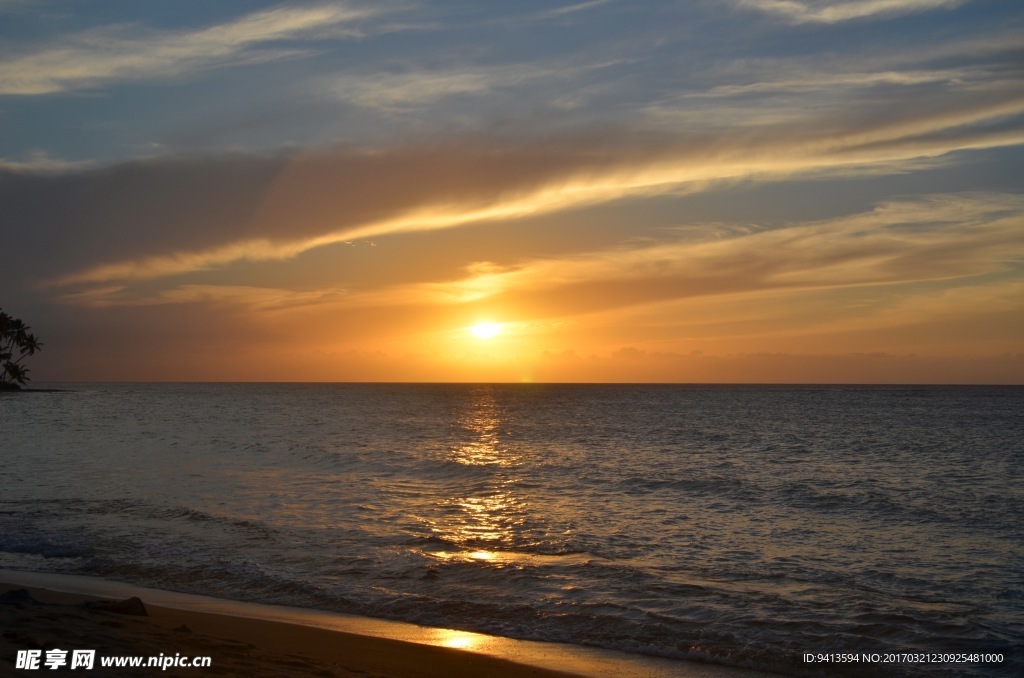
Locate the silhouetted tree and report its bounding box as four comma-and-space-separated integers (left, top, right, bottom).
1, 308, 43, 389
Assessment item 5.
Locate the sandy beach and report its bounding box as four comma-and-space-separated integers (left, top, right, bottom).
0, 582, 581, 677
0, 574, 770, 677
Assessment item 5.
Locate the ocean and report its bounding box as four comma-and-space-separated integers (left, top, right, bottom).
1, 383, 1021, 676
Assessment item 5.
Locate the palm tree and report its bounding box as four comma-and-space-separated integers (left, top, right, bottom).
0, 308, 44, 389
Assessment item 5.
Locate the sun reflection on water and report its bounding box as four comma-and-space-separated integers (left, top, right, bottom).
448, 390, 513, 468
424, 386, 531, 560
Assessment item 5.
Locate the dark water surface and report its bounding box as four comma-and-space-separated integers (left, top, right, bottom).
2, 384, 1021, 676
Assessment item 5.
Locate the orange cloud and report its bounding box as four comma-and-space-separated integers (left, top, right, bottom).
40, 87, 1024, 291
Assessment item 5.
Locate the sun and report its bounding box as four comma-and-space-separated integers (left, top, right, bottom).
469, 322, 503, 339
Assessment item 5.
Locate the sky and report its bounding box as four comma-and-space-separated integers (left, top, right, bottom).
2, 0, 1023, 383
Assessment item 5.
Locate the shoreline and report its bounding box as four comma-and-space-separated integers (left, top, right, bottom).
1, 570, 772, 677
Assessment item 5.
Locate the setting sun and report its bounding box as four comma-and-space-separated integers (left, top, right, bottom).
469, 322, 503, 340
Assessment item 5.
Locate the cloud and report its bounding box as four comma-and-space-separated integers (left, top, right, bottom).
0, 149, 95, 173
392, 193, 1024, 315
2, 24, 1021, 301
680, 68, 983, 99
646, 29, 1024, 134
736, 0, 968, 24
327, 69, 507, 110
322, 58, 627, 112
54, 193, 1024, 329
59, 283, 353, 312
542, 0, 617, 19
1, 76, 1018, 296
0, 3, 379, 95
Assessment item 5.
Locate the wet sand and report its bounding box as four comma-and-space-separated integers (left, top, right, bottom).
0, 584, 578, 677
0, 573, 775, 677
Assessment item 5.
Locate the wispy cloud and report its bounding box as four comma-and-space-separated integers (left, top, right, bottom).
328, 69, 501, 110
0, 3, 380, 95
14, 82, 1020, 291
60, 284, 352, 311
542, 0, 617, 19
681, 68, 983, 99
323, 58, 627, 112
0, 149, 96, 172
56, 193, 1024, 321
395, 193, 1024, 313
736, 0, 968, 24
646, 29, 1024, 133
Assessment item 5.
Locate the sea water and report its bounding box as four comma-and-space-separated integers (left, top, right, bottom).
1, 384, 1021, 676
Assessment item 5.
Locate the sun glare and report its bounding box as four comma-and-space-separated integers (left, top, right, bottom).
441, 635, 476, 649
469, 322, 503, 339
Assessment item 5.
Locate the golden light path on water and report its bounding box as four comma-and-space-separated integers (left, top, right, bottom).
424, 386, 527, 567
407, 387, 648, 676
